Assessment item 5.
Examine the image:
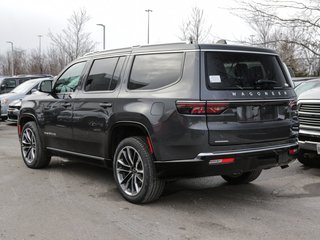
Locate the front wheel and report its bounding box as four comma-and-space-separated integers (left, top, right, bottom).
113, 137, 165, 204
221, 169, 262, 184
20, 121, 51, 169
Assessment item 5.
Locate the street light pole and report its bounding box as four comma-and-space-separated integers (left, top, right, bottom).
6, 41, 14, 76
145, 9, 152, 44
96, 24, 106, 50
38, 35, 43, 73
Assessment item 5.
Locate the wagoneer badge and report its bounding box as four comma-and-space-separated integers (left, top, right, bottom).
231, 90, 288, 98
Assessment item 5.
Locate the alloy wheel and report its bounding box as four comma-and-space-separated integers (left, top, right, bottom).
116, 146, 144, 196
21, 128, 37, 164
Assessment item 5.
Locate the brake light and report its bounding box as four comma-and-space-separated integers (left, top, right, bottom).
176, 101, 229, 115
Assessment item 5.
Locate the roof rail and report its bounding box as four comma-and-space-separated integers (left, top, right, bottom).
132, 42, 187, 49
83, 46, 132, 57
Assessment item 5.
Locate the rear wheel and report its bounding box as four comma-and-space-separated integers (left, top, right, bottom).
113, 136, 165, 204
20, 121, 51, 169
297, 150, 320, 167
221, 169, 262, 184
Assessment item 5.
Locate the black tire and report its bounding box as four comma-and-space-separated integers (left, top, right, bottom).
20, 121, 51, 169
297, 150, 320, 167
113, 136, 165, 204
221, 169, 262, 185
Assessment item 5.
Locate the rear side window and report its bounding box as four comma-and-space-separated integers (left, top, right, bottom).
205, 52, 289, 90
128, 53, 183, 90
85, 57, 121, 92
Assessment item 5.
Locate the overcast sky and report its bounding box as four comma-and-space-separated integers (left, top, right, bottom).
0, 0, 252, 54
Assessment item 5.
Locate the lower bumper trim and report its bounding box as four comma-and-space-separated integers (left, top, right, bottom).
154, 142, 298, 163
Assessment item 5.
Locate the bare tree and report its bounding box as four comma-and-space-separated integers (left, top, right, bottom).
0, 53, 10, 75
179, 7, 212, 43
231, 0, 320, 75
44, 47, 68, 75
234, 0, 320, 56
12, 49, 28, 75
49, 9, 96, 63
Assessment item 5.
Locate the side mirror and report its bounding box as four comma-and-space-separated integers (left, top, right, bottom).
0, 84, 5, 91
31, 89, 38, 94
39, 80, 52, 93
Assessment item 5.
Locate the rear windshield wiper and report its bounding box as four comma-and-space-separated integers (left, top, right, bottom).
255, 79, 277, 85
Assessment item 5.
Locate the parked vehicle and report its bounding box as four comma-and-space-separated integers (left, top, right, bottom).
0, 78, 52, 120
296, 78, 320, 166
292, 77, 319, 87
295, 78, 320, 96
18, 43, 299, 203
7, 99, 22, 122
0, 74, 52, 95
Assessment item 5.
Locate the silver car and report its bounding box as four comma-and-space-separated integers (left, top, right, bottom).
0, 77, 52, 120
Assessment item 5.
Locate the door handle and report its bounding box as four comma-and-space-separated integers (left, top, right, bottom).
62, 102, 71, 107
99, 102, 112, 108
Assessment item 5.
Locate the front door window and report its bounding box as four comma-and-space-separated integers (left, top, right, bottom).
54, 61, 87, 94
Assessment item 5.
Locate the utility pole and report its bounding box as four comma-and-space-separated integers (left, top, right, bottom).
6, 41, 14, 76
96, 24, 106, 50
145, 9, 153, 44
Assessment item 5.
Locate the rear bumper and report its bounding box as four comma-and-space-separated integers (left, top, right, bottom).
299, 140, 318, 152
298, 129, 320, 152
155, 142, 298, 178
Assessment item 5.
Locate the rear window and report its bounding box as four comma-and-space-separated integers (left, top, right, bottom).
205, 52, 289, 90
128, 53, 183, 90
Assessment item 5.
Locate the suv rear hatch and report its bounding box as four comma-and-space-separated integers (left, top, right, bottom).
201, 50, 297, 146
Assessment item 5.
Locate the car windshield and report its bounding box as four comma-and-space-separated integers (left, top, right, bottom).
205, 52, 289, 90
295, 80, 320, 97
11, 80, 37, 94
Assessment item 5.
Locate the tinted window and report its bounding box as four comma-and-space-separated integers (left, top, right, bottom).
4, 79, 16, 88
205, 52, 289, 90
85, 57, 120, 91
55, 61, 86, 93
128, 53, 183, 90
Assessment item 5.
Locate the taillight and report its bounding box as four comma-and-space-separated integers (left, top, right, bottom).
206, 102, 229, 114
176, 102, 206, 114
176, 101, 229, 115
288, 148, 298, 155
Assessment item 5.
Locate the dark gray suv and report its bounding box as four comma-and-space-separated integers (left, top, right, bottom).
18, 43, 299, 203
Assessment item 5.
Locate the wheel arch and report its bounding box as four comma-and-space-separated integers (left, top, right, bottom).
18, 112, 39, 137
108, 121, 155, 161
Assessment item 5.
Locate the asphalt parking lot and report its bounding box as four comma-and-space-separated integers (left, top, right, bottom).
1, 121, 320, 240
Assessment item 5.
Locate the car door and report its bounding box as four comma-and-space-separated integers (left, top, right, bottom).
42, 61, 87, 151
72, 56, 126, 157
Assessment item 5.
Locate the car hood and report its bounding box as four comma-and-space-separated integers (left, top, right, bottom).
0, 92, 25, 102
298, 87, 320, 101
